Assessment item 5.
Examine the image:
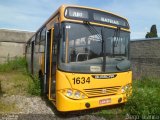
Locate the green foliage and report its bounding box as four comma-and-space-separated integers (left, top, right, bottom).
96, 77, 160, 119
0, 101, 19, 113
0, 57, 27, 73
27, 75, 41, 96
0, 57, 41, 96
124, 77, 160, 118
97, 106, 125, 120
0, 72, 33, 96
150, 25, 158, 37
145, 24, 158, 38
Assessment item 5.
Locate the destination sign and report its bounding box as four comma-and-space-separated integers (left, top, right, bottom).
65, 8, 88, 19
93, 13, 128, 27
65, 7, 129, 28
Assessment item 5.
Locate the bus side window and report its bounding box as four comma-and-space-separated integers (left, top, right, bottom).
52, 43, 57, 64
39, 28, 46, 53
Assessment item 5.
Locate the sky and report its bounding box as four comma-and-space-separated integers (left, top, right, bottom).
0, 0, 160, 39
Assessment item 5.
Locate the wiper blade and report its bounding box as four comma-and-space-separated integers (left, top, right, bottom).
112, 26, 121, 56
101, 27, 106, 72
83, 20, 102, 41
83, 20, 106, 72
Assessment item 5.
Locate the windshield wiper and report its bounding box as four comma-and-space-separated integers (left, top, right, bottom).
83, 20, 102, 41
112, 26, 121, 57
83, 20, 106, 72
101, 27, 106, 72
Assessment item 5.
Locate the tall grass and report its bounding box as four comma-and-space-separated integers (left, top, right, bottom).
28, 75, 41, 96
124, 77, 160, 117
0, 57, 41, 96
0, 57, 27, 73
97, 77, 160, 119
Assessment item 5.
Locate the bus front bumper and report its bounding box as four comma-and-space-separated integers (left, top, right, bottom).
56, 92, 127, 112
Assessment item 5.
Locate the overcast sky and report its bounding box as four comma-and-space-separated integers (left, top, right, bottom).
0, 0, 160, 39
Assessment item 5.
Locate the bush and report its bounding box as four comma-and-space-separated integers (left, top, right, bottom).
0, 57, 41, 96
28, 75, 41, 96
0, 57, 27, 73
124, 78, 160, 118
96, 77, 160, 119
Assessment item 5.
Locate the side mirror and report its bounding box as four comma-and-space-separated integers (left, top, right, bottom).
54, 23, 61, 39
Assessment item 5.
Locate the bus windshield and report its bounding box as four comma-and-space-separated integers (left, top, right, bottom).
59, 22, 130, 73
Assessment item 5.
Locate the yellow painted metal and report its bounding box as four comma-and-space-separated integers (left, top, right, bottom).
56, 70, 132, 91
59, 5, 129, 23
61, 19, 130, 32
45, 5, 130, 32
48, 28, 55, 101
56, 91, 127, 111
55, 70, 132, 111
65, 29, 69, 63
33, 4, 130, 40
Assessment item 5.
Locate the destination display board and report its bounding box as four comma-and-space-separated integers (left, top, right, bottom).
64, 7, 129, 28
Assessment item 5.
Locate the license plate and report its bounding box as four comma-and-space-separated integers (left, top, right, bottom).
99, 98, 111, 105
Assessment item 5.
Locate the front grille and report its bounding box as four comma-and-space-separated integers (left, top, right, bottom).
84, 86, 121, 98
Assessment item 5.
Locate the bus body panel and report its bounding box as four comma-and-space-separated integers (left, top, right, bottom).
63, 71, 132, 90
56, 70, 132, 111
56, 70, 132, 91
56, 90, 127, 111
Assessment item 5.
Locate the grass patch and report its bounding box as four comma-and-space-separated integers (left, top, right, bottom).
0, 57, 41, 113
0, 57, 27, 73
96, 77, 160, 119
124, 77, 160, 117
28, 75, 41, 96
96, 106, 125, 120
0, 57, 41, 96
0, 101, 19, 113
0, 72, 33, 96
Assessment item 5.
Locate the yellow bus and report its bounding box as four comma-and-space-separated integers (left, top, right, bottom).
25, 5, 132, 112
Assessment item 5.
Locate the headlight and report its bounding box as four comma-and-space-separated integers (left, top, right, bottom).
63, 89, 88, 99
121, 83, 132, 93
74, 91, 81, 98
66, 89, 73, 97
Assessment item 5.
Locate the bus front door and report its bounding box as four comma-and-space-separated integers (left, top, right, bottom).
45, 28, 56, 101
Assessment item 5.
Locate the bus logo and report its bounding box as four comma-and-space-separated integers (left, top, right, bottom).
92, 74, 117, 79
102, 89, 107, 93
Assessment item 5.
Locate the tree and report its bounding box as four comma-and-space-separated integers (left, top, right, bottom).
145, 24, 158, 38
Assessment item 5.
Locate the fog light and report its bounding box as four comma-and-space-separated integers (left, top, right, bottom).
85, 102, 90, 108
118, 98, 122, 103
